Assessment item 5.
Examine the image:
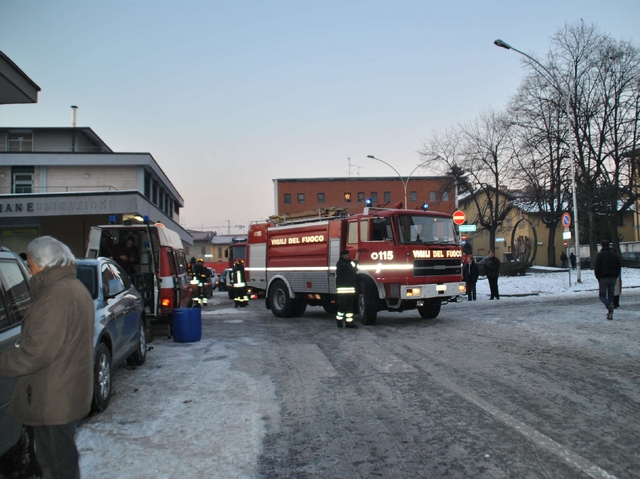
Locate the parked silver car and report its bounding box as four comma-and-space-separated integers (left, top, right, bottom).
76, 258, 147, 412
0, 248, 32, 462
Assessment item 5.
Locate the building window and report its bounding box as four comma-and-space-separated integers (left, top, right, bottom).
384, 191, 391, 203
218, 247, 222, 258
144, 171, 151, 198
357, 192, 365, 203
371, 192, 378, 202
442, 191, 449, 201
344, 192, 352, 203
430, 191, 436, 202
7, 132, 33, 152
152, 180, 158, 204
12, 166, 34, 194
284, 194, 291, 204
410, 191, 417, 202
317, 193, 325, 204
297, 193, 305, 204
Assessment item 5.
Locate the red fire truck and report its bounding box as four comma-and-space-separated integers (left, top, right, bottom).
245, 207, 465, 324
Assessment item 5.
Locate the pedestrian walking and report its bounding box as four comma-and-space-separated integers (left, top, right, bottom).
485, 250, 501, 300
570, 252, 576, 269
560, 251, 568, 268
594, 239, 622, 320
335, 249, 358, 328
464, 256, 480, 301
0, 236, 95, 479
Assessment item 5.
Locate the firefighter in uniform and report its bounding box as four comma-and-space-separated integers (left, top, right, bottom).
335, 249, 358, 329
192, 258, 211, 307
187, 257, 197, 277
231, 259, 249, 308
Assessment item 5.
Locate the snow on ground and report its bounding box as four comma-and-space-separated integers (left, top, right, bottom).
474, 266, 640, 298
75, 267, 639, 478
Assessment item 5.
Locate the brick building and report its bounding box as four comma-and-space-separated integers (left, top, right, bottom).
273, 176, 457, 217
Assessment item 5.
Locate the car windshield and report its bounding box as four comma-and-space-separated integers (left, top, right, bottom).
76, 264, 98, 299
397, 215, 458, 245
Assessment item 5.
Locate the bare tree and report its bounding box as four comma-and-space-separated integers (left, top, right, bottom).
544, 22, 640, 261
421, 108, 517, 248
508, 71, 573, 266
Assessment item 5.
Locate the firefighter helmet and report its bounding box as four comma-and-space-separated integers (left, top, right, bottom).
197, 258, 204, 263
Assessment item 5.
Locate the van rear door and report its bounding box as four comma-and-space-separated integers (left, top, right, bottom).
86, 226, 103, 258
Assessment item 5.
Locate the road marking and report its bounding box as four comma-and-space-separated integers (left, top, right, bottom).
428, 368, 618, 479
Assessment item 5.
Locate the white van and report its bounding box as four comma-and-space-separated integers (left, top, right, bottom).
86, 222, 192, 337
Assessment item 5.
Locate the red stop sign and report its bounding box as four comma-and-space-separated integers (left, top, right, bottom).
452, 210, 466, 225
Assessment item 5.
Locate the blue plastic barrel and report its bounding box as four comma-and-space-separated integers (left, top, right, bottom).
172, 308, 202, 343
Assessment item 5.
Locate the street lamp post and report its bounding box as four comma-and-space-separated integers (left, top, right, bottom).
366, 155, 430, 208
494, 39, 583, 282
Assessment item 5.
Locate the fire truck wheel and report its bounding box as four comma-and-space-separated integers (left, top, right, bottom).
291, 298, 307, 317
358, 279, 378, 325
269, 280, 292, 317
322, 303, 338, 315
418, 302, 441, 319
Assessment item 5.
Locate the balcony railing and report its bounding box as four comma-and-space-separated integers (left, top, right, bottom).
0, 185, 120, 194
1, 146, 110, 153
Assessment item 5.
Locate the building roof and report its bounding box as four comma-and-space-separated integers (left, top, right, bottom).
211, 234, 247, 245
275, 176, 454, 183
0, 51, 41, 104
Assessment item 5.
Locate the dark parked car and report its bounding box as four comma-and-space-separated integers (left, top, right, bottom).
76, 258, 147, 412
219, 267, 231, 292
0, 248, 32, 462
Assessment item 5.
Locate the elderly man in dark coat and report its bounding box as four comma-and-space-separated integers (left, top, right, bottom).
0, 236, 94, 479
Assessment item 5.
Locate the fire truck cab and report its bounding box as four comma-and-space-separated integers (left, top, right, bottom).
246, 207, 465, 324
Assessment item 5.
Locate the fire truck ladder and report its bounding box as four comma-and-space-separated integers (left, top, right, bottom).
269, 207, 349, 226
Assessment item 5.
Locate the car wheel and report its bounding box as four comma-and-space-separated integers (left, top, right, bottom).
92, 343, 112, 413
127, 320, 147, 366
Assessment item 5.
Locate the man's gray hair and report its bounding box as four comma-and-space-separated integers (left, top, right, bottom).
27, 236, 76, 268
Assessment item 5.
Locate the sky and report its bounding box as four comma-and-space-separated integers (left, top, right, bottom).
1, 0, 639, 234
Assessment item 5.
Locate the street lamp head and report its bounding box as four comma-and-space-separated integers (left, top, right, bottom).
494, 39, 512, 50
609, 50, 624, 61
367, 155, 375, 159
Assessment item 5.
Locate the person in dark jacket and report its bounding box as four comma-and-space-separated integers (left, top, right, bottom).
484, 250, 501, 300
570, 252, 577, 269
464, 256, 480, 301
112, 236, 140, 274
594, 239, 622, 320
335, 250, 358, 328
0, 236, 94, 479
560, 251, 568, 268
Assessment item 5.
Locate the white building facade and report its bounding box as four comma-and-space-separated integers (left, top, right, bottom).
0, 127, 192, 255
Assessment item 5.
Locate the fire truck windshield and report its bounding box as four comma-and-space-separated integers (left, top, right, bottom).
397, 215, 457, 245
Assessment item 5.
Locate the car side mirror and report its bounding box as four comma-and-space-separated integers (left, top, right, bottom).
106, 278, 125, 298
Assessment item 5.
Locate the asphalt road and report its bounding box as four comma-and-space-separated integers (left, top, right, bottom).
77, 290, 640, 479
